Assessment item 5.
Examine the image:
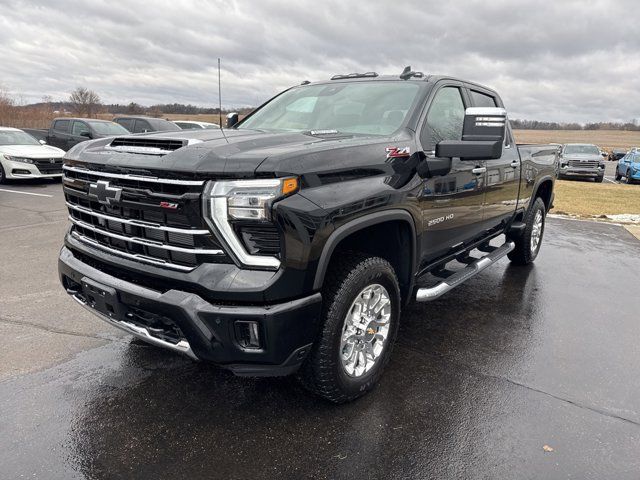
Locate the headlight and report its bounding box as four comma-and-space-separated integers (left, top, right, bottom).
203, 177, 299, 269
3, 155, 34, 164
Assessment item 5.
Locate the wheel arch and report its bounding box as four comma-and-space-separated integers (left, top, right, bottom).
312, 210, 417, 301
531, 176, 554, 212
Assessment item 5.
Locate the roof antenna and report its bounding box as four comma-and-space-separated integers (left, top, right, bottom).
218, 58, 228, 143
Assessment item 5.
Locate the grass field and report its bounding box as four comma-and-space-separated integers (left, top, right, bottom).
553, 180, 640, 217
514, 129, 640, 151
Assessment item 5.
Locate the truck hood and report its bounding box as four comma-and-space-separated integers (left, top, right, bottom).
0, 144, 65, 158
65, 128, 405, 177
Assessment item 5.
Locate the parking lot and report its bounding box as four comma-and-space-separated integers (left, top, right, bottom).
1, 179, 640, 479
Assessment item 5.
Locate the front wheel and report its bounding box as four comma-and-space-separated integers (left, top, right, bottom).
508, 197, 546, 265
0, 163, 6, 184
615, 168, 622, 181
626, 172, 634, 184
297, 253, 400, 403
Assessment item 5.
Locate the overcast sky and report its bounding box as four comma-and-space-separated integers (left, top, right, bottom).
1, 0, 638, 123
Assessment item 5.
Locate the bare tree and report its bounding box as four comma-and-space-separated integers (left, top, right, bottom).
69, 87, 101, 118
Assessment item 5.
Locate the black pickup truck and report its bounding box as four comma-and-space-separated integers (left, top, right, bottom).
59, 69, 557, 402
28, 118, 130, 151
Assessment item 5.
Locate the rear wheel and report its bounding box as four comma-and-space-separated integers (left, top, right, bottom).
508, 197, 546, 265
297, 253, 400, 403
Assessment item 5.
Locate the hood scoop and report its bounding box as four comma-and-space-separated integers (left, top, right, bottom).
106, 137, 202, 155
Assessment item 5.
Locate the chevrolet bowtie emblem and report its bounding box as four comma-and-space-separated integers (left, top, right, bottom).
366, 327, 376, 335
89, 180, 122, 206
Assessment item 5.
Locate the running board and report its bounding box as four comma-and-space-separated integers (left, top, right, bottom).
415, 241, 515, 302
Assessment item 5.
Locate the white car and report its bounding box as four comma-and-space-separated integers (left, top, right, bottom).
0, 127, 65, 183
173, 120, 220, 130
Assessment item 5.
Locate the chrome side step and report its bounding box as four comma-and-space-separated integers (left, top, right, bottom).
415, 240, 515, 302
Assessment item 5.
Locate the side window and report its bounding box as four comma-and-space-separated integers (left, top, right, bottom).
469, 90, 497, 108
53, 119, 70, 133
71, 121, 90, 137
133, 120, 151, 133
117, 118, 134, 132
421, 87, 465, 150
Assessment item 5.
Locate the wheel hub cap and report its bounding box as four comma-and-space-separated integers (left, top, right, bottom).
531, 210, 543, 254
339, 284, 391, 378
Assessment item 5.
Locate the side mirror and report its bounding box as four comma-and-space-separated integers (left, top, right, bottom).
436, 107, 506, 160
226, 112, 239, 128
80, 131, 92, 138
39, 139, 46, 145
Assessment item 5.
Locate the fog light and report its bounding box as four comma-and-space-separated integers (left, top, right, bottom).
234, 320, 262, 349
12, 169, 31, 175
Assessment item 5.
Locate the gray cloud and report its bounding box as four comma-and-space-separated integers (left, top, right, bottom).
0, 0, 638, 122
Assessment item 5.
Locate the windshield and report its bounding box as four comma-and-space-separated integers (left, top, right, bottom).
564, 144, 599, 155
240, 82, 421, 135
0, 130, 40, 146
88, 121, 130, 135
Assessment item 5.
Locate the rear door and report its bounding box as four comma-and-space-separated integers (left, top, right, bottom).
467, 88, 521, 229
49, 119, 70, 150
416, 83, 487, 264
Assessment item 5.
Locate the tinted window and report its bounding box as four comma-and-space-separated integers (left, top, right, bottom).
470, 90, 497, 108
71, 121, 90, 137
53, 119, 70, 133
422, 87, 465, 149
116, 118, 134, 131
133, 120, 151, 133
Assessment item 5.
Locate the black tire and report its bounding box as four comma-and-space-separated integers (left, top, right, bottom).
615, 169, 622, 181
595, 175, 604, 183
297, 253, 401, 403
626, 172, 634, 184
508, 197, 546, 266
0, 163, 6, 184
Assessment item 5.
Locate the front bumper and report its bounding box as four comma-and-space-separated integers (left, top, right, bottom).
559, 167, 603, 178
2, 159, 63, 179
58, 246, 322, 376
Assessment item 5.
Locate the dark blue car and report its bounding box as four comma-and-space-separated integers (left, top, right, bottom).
615, 149, 640, 184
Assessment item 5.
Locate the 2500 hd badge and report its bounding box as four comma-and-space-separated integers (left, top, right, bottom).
59, 67, 558, 403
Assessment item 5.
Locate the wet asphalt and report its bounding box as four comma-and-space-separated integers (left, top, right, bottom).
1, 179, 640, 479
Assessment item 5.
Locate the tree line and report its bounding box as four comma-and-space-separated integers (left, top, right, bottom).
510, 119, 640, 131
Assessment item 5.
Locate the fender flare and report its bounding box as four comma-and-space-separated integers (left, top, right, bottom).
528, 175, 555, 212
312, 209, 417, 290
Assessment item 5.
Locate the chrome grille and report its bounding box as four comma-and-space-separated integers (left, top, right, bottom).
567, 159, 598, 168
63, 165, 230, 271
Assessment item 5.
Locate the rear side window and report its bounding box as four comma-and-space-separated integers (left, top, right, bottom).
53, 120, 70, 133
421, 86, 465, 150
470, 90, 497, 108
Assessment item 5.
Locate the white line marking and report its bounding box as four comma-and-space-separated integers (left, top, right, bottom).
0, 188, 53, 197
603, 177, 618, 184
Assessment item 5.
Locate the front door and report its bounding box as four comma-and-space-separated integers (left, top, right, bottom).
417, 84, 487, 265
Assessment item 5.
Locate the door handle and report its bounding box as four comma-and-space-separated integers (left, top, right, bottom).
510, 161, 519, 168
472, 167, 486, 175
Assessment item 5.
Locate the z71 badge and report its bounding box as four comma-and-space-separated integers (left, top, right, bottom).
385, 146, 411, 159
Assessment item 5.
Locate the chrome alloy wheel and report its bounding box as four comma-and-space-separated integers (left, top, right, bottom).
339, 284, 391, 378
530, 209, 544, 254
